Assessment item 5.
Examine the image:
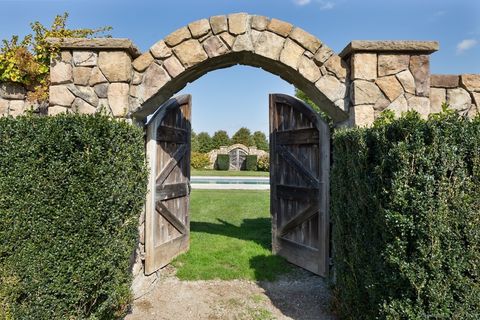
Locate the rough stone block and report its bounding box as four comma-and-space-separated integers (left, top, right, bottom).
280, 39, 304, 69
89, 67, 108, 86
141, 63, 171, 101
267, 18, 293, 37
324, 55, 347, 80
473, 92, 480, 106
407, 96, 430, 119
132, 72, 143, 85
60, 51, 72, 63
0, 99, 8, 116
373, 94, 390, 111
289, 27, 321, 53
188, 19, 211, 38
460, 74, 480, 91
351, 104, 374, 127
386, 94, 408, 117
228, 13, 248, 35
163, 56, 185, 78
132, 52, 154, 72
72, 51, 98, 67
315, 75, 346, 102
108, 82, 130, 117
72, 97, 96, 114
0, 83, 26, 99
219, 32, 235, 48
254, 31, 285, 60
73, 67, 92, 86
395, 70, 416, 94
251, 15, 269, 31
50, 85, 75, 106
8, 100, 25, 116
298, 55, 321, 82
98, 51, 132, 82
447, 87, 471, 111
67, 84, 99, 107
48, 106, 69, 115
378, 54, 410, 76
165, 27, 191, 47
94, 83, 109, 99
203, 36, 229, 57
232, 33, 253, 52
352, 80, 382, 105
210, 15, 228, 34
430, 74, 459, 88
313, 45, 334, 66
351, 53, 376, 80
150, 40, 172, 59
173, 39, 208, 68
409, 55, 430, 97
430, 87, 446, 113
51, 61, 73, 84
375, 75, 403, 102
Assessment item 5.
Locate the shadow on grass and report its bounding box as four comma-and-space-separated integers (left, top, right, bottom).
191, 218, 272, 250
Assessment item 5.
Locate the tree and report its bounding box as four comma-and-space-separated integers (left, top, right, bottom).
232, 127, 254, 146
295, 88, 332, 124
252, 131, 269, 151
196, 132, 213, 153
211, 130, 231, 149
191, 130, 200, 152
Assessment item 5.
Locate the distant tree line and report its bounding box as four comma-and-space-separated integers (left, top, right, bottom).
191, 127, 269, 153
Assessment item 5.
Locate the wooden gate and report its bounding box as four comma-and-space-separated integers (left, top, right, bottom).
144, 95, 191, 275
269, 93, 330, 277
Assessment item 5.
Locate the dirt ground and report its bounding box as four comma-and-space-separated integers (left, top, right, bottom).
125, 265, 336, 320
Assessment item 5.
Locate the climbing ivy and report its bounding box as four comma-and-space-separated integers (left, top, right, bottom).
0, 13, 111, 103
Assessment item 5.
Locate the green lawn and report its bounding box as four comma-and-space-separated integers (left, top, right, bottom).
172, 189, 291, 281
191, 168, 270, 177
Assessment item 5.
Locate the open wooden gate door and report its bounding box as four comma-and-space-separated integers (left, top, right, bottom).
269, 93, 330, 277
144, 94, 191, 275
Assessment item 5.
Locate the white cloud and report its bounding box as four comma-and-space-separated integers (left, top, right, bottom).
293, 0, 311, 5
318, 1, 335, 10
456, 39, 478, 54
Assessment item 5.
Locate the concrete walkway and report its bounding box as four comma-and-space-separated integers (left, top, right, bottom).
190, 176, 270, 190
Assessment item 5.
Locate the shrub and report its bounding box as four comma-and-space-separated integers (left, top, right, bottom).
191, 152, 210, 169
257, 154, 269, 172
331, 111, 480, 319
245, 155, 257, 171
216, 154, 230, 170
0, 114, 147, 319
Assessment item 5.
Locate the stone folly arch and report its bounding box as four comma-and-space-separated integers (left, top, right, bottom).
128, 13, 349, 122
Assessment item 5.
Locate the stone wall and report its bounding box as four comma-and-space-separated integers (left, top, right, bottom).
47, 38, 141, 117
207, 144, 268, 169
430, 74, 479, 117
0, 82, 36, 116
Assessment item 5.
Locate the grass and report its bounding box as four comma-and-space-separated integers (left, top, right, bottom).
191, 168, 270, 177
172, 189, 291, 281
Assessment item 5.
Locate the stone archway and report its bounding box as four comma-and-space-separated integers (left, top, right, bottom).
128, 13, 349, 122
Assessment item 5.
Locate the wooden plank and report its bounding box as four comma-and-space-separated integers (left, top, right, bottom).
276, 184, 318, 201
156, 182, 189, 201
156, 201, 187, 235
279, 203, 319, 236
275, 237, 319, 275
277, 144, 319, 187
155, 144, 187, 185
276, 128, 319, 145
157, 126, 187, 143
151, 234, 189, 271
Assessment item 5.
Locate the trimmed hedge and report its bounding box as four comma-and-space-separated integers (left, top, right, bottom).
0, 115, 148, 319
332, 111, 480, 319
245, 155, 257, 171
216, 154, 229, 170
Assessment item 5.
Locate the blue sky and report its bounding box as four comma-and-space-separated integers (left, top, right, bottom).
1, 0, 479, 136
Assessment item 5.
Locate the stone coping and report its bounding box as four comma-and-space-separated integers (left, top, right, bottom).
46, 38, 141, 58
340, 40, 439, 57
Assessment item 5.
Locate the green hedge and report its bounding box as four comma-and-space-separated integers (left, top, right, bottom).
191, 152, 210, 169
245, 155, 257, 171
0, 115, 148, 319
332, 111, 480, 319
216, 154, 229, 170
